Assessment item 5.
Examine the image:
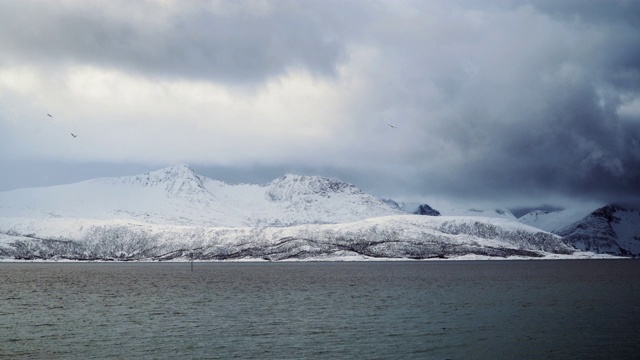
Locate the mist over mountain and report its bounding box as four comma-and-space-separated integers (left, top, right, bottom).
380, 200, 441, 216
510, 205, 565, 219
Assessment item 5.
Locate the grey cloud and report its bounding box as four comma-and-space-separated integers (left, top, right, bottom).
0, 1, 359, 83
428, 73, 640, 204
339, 1, 640, 206
1, 0, 639, 209
0, 159, 156, 191
531, 0, 640, 28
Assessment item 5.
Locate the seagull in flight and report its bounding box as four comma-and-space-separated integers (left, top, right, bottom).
71, 133, 77, 138
387, 124, 397, 128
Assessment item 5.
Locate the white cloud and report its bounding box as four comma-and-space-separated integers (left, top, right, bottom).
0, 62, 359, 165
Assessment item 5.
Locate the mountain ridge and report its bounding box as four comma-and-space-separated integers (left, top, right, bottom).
0, 165, 403, 227
554, 205, 640, 256
0, 165, 632, 260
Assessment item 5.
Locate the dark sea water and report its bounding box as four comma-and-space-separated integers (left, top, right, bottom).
0, 260, 639, 359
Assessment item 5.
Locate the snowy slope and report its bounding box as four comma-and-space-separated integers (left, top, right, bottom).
0, 165, 403, 227
0, 214, 577, 261
555, 205, 640, 256
611, 208, 640, 255
518, 207, 595, 233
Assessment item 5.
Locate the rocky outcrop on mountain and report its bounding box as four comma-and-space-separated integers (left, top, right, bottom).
414, 204, 441, 216
384, 201, 442, 216
555, 205, 640, 257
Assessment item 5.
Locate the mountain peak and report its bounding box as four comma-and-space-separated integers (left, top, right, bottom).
149, 164, 196, 179
415, 204, 441, 216
125, 165, 209, 197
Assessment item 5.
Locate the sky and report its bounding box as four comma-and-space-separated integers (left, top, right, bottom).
1, 0, 639, 211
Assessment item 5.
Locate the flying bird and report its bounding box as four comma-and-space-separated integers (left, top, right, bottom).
47, 114, 52, 118
71, 133, 77, 138
387, 124, 397, 128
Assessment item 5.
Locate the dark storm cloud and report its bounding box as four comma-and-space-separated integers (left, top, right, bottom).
341, 1, 640, 206
531, 0, 640, 28
426, 70, 640, 205
0, 1, 359, 83
428, 84, 640, 204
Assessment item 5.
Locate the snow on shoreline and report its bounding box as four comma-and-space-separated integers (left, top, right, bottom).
0, 252, 624, 262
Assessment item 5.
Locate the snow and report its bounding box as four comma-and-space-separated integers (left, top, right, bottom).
547, 205, 640, 257
0, 213, 576, 261
0, 165, 636, 260
608, 208, 640, 255
0, 165, 403, 228
518, 207, 595, 233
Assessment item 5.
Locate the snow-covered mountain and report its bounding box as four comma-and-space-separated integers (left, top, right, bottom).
553, 205, 640, 256
0, 165, 403, 227
518, 207, 594, 233
516, 204, 640, 257
0, 165, 616, 261
0, 214, 577, 261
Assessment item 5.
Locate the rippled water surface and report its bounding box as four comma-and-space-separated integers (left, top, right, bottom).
1, 260, 639, 359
